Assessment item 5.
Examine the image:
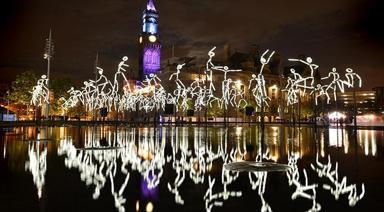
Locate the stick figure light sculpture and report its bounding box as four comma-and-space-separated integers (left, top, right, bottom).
30, 75, 50, 107
249, 50, 275, 108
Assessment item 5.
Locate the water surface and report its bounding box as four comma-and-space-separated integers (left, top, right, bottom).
0, 125, 383, 211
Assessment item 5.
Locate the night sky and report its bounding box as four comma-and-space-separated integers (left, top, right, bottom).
1, 0, 383, 88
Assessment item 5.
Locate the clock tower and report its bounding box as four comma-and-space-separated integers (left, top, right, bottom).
139, 0, 161, 80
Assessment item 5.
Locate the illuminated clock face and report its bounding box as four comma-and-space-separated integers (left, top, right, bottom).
139, 36, 143, 43
148, 35, 157, 42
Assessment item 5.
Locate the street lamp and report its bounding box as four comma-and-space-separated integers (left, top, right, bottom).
6, 90, 9, 115
43, 29, 54, 120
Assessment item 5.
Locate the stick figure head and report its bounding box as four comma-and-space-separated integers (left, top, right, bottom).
122, 56, 128, 61
290, 69, 296, 74
149, 73, 154, 78
332, 68, 337, 72
98, 68, 103, 75
41, 75, 47, 79
177, 63, 184, 70
208, 47, 216, 57
306, 57, 313, 63
346, 68, 353, 73
252, 74, 256, 78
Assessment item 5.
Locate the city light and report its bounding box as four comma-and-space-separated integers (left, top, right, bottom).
328, 111, 346, 120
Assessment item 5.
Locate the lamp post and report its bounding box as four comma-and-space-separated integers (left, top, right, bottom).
6, 90, 9, 115
93, 53, 99, 121
43, 29, 54, 120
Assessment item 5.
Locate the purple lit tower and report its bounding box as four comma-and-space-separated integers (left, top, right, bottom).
139, 0, 161, 80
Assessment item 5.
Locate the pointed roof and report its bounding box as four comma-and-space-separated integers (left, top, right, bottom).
147, 0, 156, 11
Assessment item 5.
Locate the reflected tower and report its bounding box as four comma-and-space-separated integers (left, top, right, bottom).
139, 0, 161, 80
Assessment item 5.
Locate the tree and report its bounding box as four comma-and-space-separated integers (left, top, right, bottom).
50, 77, 74, 115
8, 71, 38, 106
67, 103, 87, 118
207, 102, 224, 117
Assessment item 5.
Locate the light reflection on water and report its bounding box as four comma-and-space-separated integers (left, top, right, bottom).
0, 125, 382, 211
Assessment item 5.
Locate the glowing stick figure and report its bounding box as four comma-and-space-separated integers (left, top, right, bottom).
30, 75, 50, 106
95, 67, 113, 109
249, 73, 270, 108
169, 63, 186, 88
169, 63, 191, 111
344, 68, 362, 88
67, 87, 84, 106
282, 76, 298, 106
96, 67, 111, 95
321, 68, 344, 102
310, 84, 328, 105
248, 50, 275, 108
288, 56, 318, 92
211, 65, 241, 109
260, 50, 275, 74
81, 80, 98, 110
206, 47, 217, 92
114, 56, 130, 94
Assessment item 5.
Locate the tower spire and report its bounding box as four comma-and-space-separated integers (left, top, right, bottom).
147, 0, 156, 11
139, 0, 161, 79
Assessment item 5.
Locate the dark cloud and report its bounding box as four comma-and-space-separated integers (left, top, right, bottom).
0, 0, 383, 88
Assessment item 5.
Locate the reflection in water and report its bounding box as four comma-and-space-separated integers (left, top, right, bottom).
327, 128, 379, 156
287, 153, 320, 212
328, 128, 350, 154
311, 155, 365, 207
57, 127, 166, 212
1, 125, 378, 211
25, 141, 47, 199
248, 171, 271, 211
358, 130, 377, 156
3, 140, 6, 159
55, 126, 368, 212
204, 156, 242, 212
